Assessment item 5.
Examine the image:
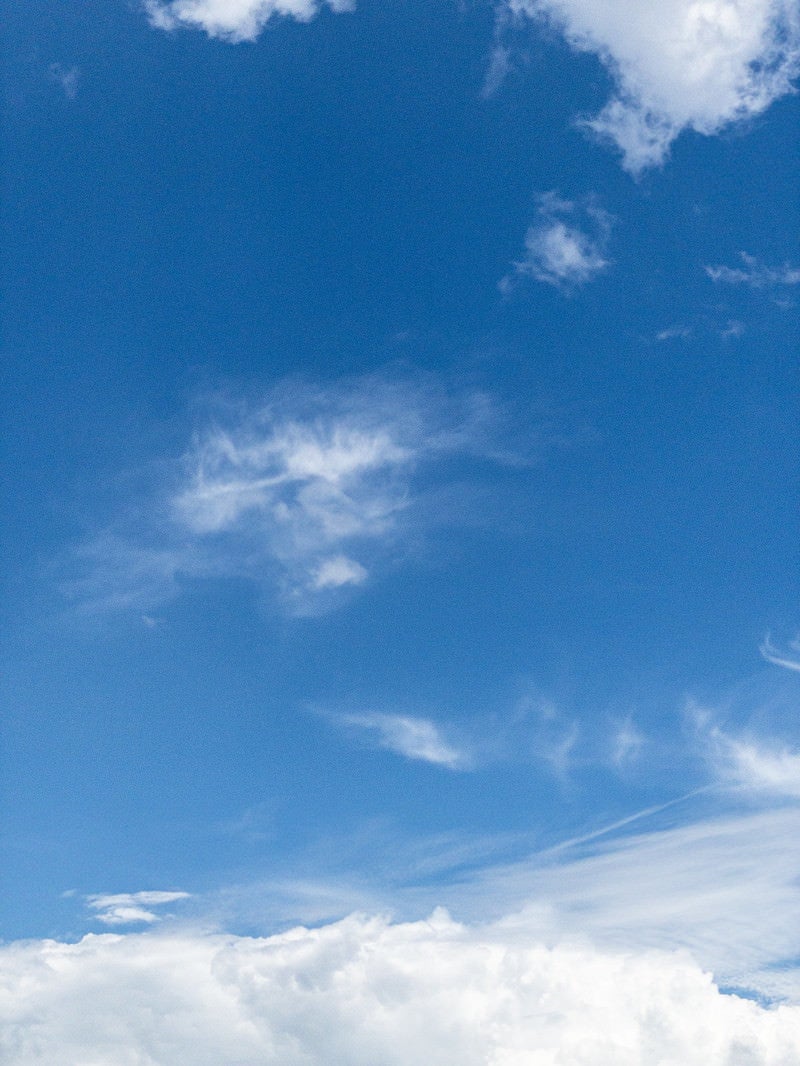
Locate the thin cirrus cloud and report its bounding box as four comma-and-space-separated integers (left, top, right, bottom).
500, 191, 612, 292
2, 912, 799, 1065
338, 712, 470, 769
761, 634, 800, 672
66, 373, 503, 616
144, 0, 354, 42
705, 252, 800, 287
507, 0, 800, 172
85, 890, 191, 926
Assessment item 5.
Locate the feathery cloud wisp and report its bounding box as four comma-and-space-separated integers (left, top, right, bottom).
761, 634, 800, 672
705, 252, 800, 287
68, 373, 504, 615
86, 890, 191, 926
340, 712, 469, 769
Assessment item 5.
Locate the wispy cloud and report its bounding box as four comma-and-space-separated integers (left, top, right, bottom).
48, 63, 80, 100
501, 191, 611, 292
761, 634, 800, 672
655, 324, 691, 342
507, 0, 800, 172
66, 372, 507, 616
705, 252, 800, 288
86, 890, 191, 926
144, 0, 354, 42
339, 712, 470, 769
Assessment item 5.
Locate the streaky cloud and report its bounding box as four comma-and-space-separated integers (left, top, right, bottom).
65, 371, 508, 616
86, 890, 191, 926
761, 634, 800, 672
706, 252, 800, 287
339, 711, 470, 769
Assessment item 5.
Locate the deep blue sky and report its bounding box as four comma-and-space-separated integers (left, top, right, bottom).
2, 0, 799, 997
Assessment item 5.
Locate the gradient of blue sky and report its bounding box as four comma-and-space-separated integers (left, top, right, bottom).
2, 0, 800, 1058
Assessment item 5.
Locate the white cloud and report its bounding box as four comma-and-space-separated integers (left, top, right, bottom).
144, 0, 354, 43
501, 191, 611, 291
704, 725, 800, 798
706, 252, 800, 287
310, 554, 368, 589
655, 324, 692, 341
761, 634, 800, 672
68, 373, 503, 615
48, 64, 80, 100
341, 712, 469, 769
86, 890, 191, 926
509, 0, 800, 172
2, 912, 799, 1065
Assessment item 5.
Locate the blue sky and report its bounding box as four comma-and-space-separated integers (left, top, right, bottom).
2, 0, 800, 1059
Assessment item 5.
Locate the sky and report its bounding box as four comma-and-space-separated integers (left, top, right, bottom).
2, 0, 800, 1060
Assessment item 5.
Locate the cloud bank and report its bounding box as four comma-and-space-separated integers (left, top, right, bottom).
144, 0, 353, 42
3, 912, 799, 1065
510, 0, 800, 171
501, 191, 611, 291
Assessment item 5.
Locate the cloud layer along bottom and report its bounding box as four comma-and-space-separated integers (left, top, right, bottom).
3, 911, 798, 1065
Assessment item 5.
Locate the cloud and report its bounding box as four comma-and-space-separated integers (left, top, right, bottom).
699, 714, 800, 798
3, 913, 800, 1065
144, 0, 354, 42
85, 890, 191, 926
48, 64, 80, 100
509, 0, 800, 172
655, 324, 692, 341
501, 191, 611, 291
706, 252, 800, 287
340, 712, 469, 769
66, 372, 504, 615
761, 634, 800, 672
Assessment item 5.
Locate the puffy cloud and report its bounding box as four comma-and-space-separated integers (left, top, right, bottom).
144, 0, 354, 43
706, 253, 800, 287
2, 912, 799, 1065
501, 191, 611, 291
510, 0, 800, 172
84, 891, 192, 926
340, 712, 469, 768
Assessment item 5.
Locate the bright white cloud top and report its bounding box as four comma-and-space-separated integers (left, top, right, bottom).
509, 0, 800, 171
3, 912, 800, 1066
145, 0, 354, 42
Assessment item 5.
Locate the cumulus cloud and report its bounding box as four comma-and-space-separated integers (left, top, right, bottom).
85, 890, 191, 926
501, 191, 611, 291
144, 0, 354, 43
67, 372, 503, 615
706, 252, 800, 286
2, 913, 799, 1065
509, 0, 800, 172
340, 712, 469, 769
